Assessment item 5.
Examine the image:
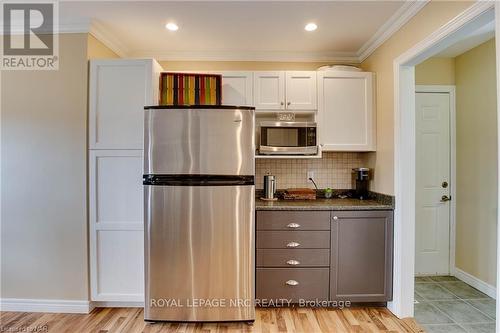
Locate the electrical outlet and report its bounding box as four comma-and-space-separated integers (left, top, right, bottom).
307, 171, 315, 182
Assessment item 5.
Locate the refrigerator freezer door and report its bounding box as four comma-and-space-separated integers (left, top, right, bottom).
144, 184, 255, 322
144, 108, 255, 175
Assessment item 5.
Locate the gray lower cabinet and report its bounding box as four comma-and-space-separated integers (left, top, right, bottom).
256, 211, 331, 302
257, 230, 330, 249
256, 268, 329, 302
256, 209, 393, 304
257, 249, 330, 267
330, 210, 393, 302
256, 211, 330, 230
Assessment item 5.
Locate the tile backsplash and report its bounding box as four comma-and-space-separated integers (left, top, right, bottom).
255, 152, 364, 189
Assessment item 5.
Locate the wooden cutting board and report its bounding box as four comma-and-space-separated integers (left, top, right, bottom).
283, 188, 316, 200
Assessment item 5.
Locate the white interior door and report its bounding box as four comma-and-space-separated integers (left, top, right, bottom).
415, 92, 451, 275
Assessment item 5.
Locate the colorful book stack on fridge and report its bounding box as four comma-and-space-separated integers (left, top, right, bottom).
159, 73, 222, 106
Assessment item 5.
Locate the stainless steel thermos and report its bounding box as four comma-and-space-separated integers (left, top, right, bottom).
263, 175, 276, 199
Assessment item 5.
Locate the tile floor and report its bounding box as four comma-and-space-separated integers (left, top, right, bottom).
414, 276, 496, 333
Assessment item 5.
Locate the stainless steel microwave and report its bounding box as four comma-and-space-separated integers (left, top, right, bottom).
259, 121, 318, 155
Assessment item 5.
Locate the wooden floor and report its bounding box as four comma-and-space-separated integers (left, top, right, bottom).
0, 307, 424, 333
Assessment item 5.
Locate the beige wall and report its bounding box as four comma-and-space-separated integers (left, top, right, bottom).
87, 34, 120, 59
1, 34, 89, 300
159, 61, 343, 71
415, 57, 455, 85
454, 38, 497, 286
361, 0, 474, 195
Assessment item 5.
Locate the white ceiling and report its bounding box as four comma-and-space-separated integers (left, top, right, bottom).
60, 1, 426, 62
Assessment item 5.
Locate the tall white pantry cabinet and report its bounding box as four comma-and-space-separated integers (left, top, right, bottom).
89, 59, 162, 302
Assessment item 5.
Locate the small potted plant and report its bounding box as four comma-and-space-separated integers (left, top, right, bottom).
324, 187, 333, 199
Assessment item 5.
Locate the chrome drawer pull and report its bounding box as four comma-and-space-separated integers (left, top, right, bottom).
286, 260, 300, 266
286, 242, 300, 248
286, 223, 301, 229
285, 280, 299, 286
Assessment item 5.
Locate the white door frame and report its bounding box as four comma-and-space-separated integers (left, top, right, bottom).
415, 85, 456, 276
391, 1, 496, 319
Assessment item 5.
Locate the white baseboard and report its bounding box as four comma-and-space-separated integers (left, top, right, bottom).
453, 267, 497, 299
0, 298, 91, 313
91, 301, 144, 308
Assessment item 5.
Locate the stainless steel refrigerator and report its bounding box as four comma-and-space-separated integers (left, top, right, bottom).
143, 105, 255, 322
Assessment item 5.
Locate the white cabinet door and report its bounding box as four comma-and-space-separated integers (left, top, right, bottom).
318, 71, 375, 151
220, 72, 253, 106
89, 59, 161, 150
253, 71, 285, 110
285, 71, 317, 110
89, 150, 144, 302
95, 230, 144, 301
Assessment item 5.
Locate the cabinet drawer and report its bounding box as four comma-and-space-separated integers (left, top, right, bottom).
257, 211, 330, 230
257, 249, 330, 267
257, 231, 330, 249
256, 268, 329, 302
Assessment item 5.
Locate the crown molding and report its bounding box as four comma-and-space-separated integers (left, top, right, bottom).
357, 0, 430, 62
128, 50, 360, 63
89, 21, 129, 58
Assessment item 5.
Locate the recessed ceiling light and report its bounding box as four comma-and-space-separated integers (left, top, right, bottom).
165, 23, 179, 31
304, 23, 317, 32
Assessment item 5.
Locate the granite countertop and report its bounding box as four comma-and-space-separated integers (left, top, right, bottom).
255, 198, 393, 211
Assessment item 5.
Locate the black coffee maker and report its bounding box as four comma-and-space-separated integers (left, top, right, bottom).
352, 168, 370, 200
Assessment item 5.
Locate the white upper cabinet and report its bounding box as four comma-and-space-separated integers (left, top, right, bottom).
318, 71, 376, 151
253, 71, 317, 111
285, 71, 317, 110
253, 71, 285, 110
220, 71, 253, 106
89, 59, 162, 150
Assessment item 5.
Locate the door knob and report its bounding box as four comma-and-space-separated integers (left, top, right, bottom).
286, 260, 300, 266
286, 242, 300, 248
286, 223, 300, 229
441, 195, 452, 202
285, 280, 299, 286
